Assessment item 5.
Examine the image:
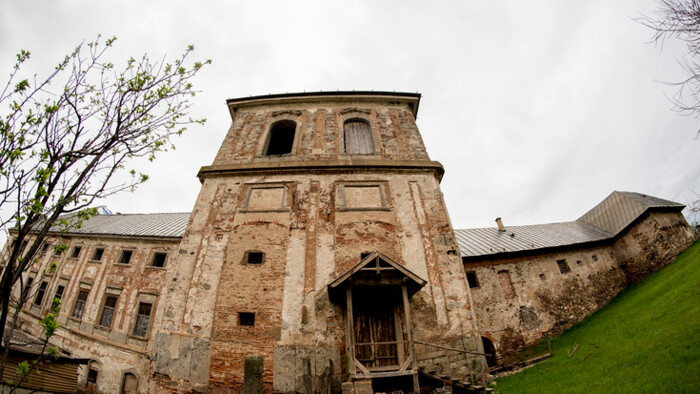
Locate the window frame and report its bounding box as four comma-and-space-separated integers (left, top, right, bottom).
557, 259, 571, 274
72, 289, 89, 320
69, 246, 82, 259
90, 247, 105, 262
338, 110, 380, 158
150, 252, 167, 268
260, 119, 300, 157
98, 294, 119, 329
131, 301, 154, 338
118, 249, 134, 265
33, 281, 48, 306
238, 312, 255, 326
466, 271, 480, 288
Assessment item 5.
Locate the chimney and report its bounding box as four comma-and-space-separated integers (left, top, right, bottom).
495, 217, 505, 232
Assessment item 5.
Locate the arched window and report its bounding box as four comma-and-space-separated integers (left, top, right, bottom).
344, 119, 373, 154
265, 120, 296, 156
121, 372, 138, 394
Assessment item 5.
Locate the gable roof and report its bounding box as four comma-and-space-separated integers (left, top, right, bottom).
456, 191, 685, 260
47, 212, 190, 239
328, 251, 427, 302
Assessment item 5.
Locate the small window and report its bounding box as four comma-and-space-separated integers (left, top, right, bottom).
72, 290, 89, 319
54, 285, 65, 301
91, 248, 105, 262
132, 302, 153, 337
40, 242, 51, 255
239, 312, 255, 326
87, 368, 98, 384
557, 259, 571, 274
24, 277, 34, 299
70, 246, 82, 259
344, 119, 374, 154
119, 250, 133, 265
466, 272, 480, 288
34, 281, 48, 306
264, 120, 296, 156
539, 273, 546, 281
576, 260, 583, 266
591, 254, 598, 262
151, 252, 167, 267
98, 295, 118, 328
247, 251, 264, 265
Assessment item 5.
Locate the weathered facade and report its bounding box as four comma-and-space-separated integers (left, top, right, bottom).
2, 92, 696, 393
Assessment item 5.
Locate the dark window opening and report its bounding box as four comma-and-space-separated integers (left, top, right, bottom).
34, 281, 48, 306
70, 246, 82, 259
466, 272, 480, 288
133, 302, 153, 337
72, 290, 89, 319
247, 252, 264, 265
239, 312, 255, 326
87, 368, 98, 384
576, 260, 583, 266
592, 254, 598, 262
119, 250, 133, 265
265, 120, 296, 156
482, 337, 497, 368
151, 252, 167, 267
99, 295, 118, 328
539, 273, 546, 281
54, 285, 65, 301
557, 259, 571, 274
40, 242, 51, 254
91, 248, 105, 262
24, 277, 34, 299
344, 119, 374, 154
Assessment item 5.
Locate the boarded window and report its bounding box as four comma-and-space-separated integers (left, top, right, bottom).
239, 312, 255, 326
99, 295, 118, 328
34, 281, 48, 306
70, 246, 82, 259
557, 259, 571, 274
132, 302, 153, 337
466, 272, 479, 288
91, 248, 105, 262
497, 270, 516, 299
151, 252, 167, 267
344, 120, 373, 154
119, 250, 133, 265
265, 120, 296, 156
122, 372, 138, 394
72, 290, 89, 319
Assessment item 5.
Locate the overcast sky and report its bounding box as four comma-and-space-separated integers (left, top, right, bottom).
1, 0, 699, 231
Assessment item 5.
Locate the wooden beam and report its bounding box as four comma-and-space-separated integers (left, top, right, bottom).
402, 284, 420, 394
346, 286, 356, 376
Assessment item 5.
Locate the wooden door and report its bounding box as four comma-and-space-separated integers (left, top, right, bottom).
353, 293, 399, 369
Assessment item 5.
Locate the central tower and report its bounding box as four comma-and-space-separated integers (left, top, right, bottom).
152, 92, 480, 392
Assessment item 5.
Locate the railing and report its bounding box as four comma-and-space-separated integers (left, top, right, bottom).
414, 340, 487, 386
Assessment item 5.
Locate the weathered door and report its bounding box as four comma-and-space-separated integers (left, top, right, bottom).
353, 292, 399, 369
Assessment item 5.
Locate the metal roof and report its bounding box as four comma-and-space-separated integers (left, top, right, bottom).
51, 212, 190, 239
455, 191, 685, 259
578, 191, 684, 235
455, 221, 612, 258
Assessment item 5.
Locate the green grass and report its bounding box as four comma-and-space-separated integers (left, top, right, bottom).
495, 241, 700, 393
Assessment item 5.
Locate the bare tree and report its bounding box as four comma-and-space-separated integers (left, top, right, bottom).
0, 35, 210, 375
638, 0, 700, 135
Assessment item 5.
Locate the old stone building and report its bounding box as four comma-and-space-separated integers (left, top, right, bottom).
3, 92, 696, 393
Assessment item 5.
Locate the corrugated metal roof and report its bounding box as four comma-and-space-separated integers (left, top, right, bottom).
455, 191, 685, 259
455, 221, 612, 258
51, 212, 190, 238
578, 191, 684, 235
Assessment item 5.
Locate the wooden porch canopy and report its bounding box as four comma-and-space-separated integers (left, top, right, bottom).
328, 252, 427, 391
327, 252, 427, 302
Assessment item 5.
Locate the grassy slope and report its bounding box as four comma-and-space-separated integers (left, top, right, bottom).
495, 241, 700, 393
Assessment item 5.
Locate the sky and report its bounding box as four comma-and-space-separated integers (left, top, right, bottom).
1, 0, 699, 231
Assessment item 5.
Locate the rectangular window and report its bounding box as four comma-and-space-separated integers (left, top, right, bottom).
40, 242, 51, 255
98, 295, 118, 328
466, 272, 480, 288
91, 248, 105, 262
132, 302, 153, 337
557, 259, 571, 274
34, 281, 48, 306
239, 312, 255, 326
247, 252, 263, 265
54, 285, 65, 301
72, 290, 89, 319
151, 252, 167, 268
24, 277, 34, 299
70, 246, 82, 259
118, 250, 133, 265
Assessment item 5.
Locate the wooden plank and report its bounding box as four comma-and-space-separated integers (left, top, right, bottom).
354, 359, 370, 374
394, 306, 405, 366
399, 355, 412, 372
354, 370, 416, 379
402, 284, 420, 394
346, 286, 356, 375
